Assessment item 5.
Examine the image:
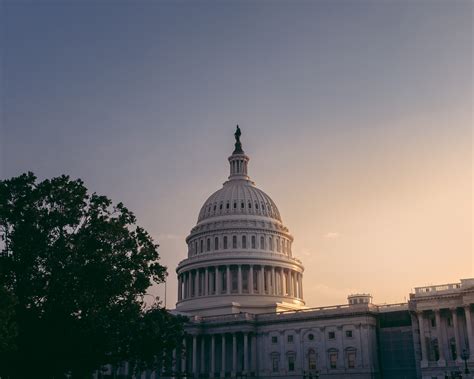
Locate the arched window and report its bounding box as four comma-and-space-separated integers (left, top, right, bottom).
223, 236, 228, 249
308, 349, 317, 370
219, 203, 223, 210
255, 202, 259, 210
260, 236, 265, 250
241, 201, 244, 209
214, 236, 219, 250
232, 235, 237, 249
287, 352, 295, 372
200, 239, 203, 253
226, 202, 230, 209
345, 348, 356, 369
251, 235, 256, 249
206, 238, 211, 252
276, 238, 281, 252
242, 235, 247, 249
269, 237, 274, 251
233, 202, 237, 209
328, 349, 338, 369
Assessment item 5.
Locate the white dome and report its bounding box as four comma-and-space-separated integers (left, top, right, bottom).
176, 126, 305, 316
197, 179, 282, 223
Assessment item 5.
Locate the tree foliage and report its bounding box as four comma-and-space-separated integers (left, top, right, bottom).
0, 172, 185, 378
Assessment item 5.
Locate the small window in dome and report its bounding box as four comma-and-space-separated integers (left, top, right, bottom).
200, 240, 203, 253
223, 236, 228, 249
213, 205, 216, 211
206, 238, 211, 252
214, 237, 219, 250
234, 202, 237, 209
251, 235, 256, 249
255, 202, 259, 210
242, 235, 247, 249
232, 236, 237, 249
219, 203, 223, 210
241, 202, 244, 209
226, 202, 230, 209
262, 203, 265, 210
260, 236, 265, 250
248, 202, 251, 208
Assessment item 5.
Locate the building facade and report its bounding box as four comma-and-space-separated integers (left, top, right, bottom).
167, 129, 474, 379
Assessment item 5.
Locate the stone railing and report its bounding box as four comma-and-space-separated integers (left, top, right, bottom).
413, 282, 462, 296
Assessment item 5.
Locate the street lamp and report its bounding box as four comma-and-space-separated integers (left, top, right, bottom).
461, 349, 470, 375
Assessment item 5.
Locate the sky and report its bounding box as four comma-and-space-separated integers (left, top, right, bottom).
1, 0, 472, 308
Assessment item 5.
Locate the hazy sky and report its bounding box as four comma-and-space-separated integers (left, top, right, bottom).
1, 0, 472, 307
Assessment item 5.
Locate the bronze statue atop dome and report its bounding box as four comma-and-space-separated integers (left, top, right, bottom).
233, 125, 244, 154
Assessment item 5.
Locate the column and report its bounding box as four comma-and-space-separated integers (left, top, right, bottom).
178, 275, 182, 301
271, 267, 276, 295
201, 336, 205, 373
434, 309, 445, 365
260, 266, 265, 294
299, 273, 304, 299
288, 271, 293, 297
194, 270, 199, 297
464, 305, 474, 361
243, 332, 249, 374
221, 334, 226, 377
451, 308, 462, 362
181, 337, 187, 374
249, 265, 254, 294
216, 267, 221, 295
187, 272, 191, 298
226, 266, 231, 294
251, 334, 257, 373
238, 265, 242, 294
417, 311, 428, 367
232, 333, 237, 377
211, 334, 216, 377
205, 268, 209, 296
192, 335, 197, 374
280, 269, 285, 296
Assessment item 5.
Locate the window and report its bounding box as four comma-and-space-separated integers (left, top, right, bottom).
308, 349, 317, 370
260, 236, 265, 250
287, 335, 294, 343
272, 357, 279, 372
345, 330, 353, 338
308, 333, 314, 341
271, 336, 278, 344
430, 318, 436, 327
219, 203, 223, 210
231, 268, 238, 292
223, 236, 228, 249
269, 237, 273, 251
214, 237, 219, 250
206, 238, 211, 252
222, 270, 227, 292
447, 317, 453, 327
242, 235, 247, 249
329, 352, 338, 369
241, 202, 244, 209
328, 331, 335, 340
251, 235, 256, 249
277, 238, 281, 252
288, 355, 295, 372
347, 351, 356, 368
248, 202, 251, 208
213, 205, 216, 211
226, 202, 230, 209
200, 239, 203, 253
255, 202, 259, 210
232, 236, 237, 249
233, 202, 237, 209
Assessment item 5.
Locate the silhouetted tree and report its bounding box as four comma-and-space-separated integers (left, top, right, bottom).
0, 172, 184, 378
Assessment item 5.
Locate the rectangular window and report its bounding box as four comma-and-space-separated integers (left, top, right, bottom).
288, 356, 295, 372
348, 352, 356, 368
328, 331, 335, 339
251, 235, 256, 249
329, 353, 337, 369
447, 317, 452, 327
242, 235, 247, 249
271, 336, 278, 344
223, 236, 228, 249
222, 270, 227, 292
232, 236, 237, 249
242, 269, 248, 292
287, 335, 294, 343
260, 236, 265, 250
231, 269, 238, 292
431, 318, 436, 327
345, 330, 353, 338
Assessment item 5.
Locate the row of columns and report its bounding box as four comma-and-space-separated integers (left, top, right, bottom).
417, 305, 474, 366
178, 265, 303, 301
179, 332, 256, 377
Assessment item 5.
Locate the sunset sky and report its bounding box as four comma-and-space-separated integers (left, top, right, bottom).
1, 0, 472, 307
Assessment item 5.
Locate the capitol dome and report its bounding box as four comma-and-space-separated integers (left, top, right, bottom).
176, 126, 305, 316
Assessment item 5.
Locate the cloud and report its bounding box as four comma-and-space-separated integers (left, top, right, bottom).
157, 233, 181, 241
324, 232, 340, 239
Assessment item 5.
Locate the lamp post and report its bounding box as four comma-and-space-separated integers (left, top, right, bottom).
461, 349, 470, 376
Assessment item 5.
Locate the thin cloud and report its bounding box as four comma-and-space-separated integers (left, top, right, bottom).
325, 232, 340, 239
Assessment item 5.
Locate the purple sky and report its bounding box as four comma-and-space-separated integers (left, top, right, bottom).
1, 0, 472, 307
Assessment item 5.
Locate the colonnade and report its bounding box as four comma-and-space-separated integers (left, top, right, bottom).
177, 332, 256, 377
417, 305, 474, 366
177, 264, 303, 301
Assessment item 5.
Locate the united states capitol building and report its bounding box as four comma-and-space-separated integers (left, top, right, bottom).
169, 128, 474, 379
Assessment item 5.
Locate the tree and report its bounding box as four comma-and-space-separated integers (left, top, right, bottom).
0, 172, 185, 378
